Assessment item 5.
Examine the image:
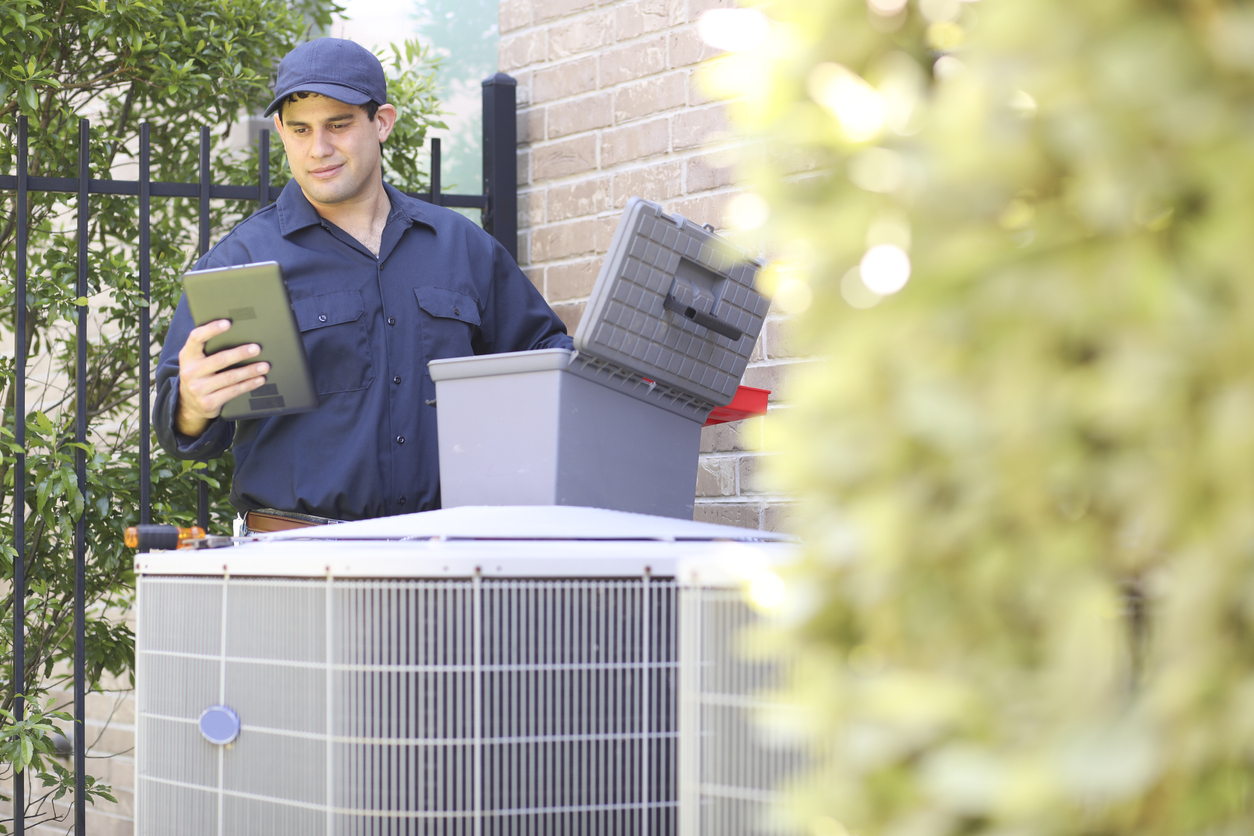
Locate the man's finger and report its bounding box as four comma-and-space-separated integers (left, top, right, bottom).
199, 372, 271, 413
183, 319, 233, 354
187, 362, 271, 402
195, 342, 264, 375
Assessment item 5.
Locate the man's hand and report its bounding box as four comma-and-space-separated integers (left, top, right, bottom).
175, 319, 271, 438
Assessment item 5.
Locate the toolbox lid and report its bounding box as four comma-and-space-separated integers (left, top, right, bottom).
571, 198, 770, 409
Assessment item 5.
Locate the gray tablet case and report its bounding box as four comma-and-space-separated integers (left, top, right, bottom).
183, 261, 319, 421
569, 197, 771, 422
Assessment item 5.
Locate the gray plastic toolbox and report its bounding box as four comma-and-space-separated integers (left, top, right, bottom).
429, 197, 770, 519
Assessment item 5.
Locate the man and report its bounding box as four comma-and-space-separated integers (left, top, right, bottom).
153, 38, 573, 529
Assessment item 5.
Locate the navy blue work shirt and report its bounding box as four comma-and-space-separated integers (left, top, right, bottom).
153, 180, 573, 520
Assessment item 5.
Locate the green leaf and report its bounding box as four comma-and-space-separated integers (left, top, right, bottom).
33, 411, 54, 436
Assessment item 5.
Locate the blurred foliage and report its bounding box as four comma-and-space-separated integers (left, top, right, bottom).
709, 0, 1254, 833
380, 38, 449, 192
0, 1, 442, 829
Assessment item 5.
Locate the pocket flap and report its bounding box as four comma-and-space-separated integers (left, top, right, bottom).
293, 290, 365, 331
414, 287, 481, 326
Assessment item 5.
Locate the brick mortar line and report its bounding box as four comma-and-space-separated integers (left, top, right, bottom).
503, 49, 692, 82
524, 138, 745, 168
500, 7, 700, 44
508, 57, 712, 91
693, 495, 790, 504
515, 84, 720, 119
506, 25, 718, 76
511, 56, 696, 81
519, 173, 749, 211
520, 167, 739, 197
518, 76, 719, 114
520, 109, 737, 152
520, 92, 706, 126
697, 459, 756, 466
503, 24, 703, 54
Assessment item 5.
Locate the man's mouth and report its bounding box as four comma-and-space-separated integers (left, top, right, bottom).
309, 164, 343, 179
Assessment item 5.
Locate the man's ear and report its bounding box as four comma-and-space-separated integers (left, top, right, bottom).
374, 104, 398, 143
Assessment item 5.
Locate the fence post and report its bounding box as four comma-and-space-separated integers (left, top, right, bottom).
74, 117, 90, 836
140, 123, 151, 526
14, 113, 28, 836
481, 73, 518, 261
197, 127, 211, 530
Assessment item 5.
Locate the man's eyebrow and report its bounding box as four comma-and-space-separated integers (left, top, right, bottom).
284, 111, 358, 127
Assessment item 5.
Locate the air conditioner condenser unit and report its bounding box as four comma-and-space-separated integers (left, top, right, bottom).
134, 506, 794, 836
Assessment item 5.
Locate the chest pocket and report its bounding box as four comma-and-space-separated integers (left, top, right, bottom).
415, 287, 481, 368
293, 290, 375, 395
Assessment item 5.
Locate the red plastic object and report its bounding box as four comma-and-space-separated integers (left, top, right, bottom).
704, 385, 770, 426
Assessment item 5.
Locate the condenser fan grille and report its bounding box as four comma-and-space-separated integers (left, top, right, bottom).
137, 576, 679, 836
678, 587, 809, 836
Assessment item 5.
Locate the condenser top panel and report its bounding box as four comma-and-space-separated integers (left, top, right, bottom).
257, 504, 792, 542
134, 506, 797, 579
573, 198, 770, 408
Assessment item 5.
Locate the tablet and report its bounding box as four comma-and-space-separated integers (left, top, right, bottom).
183, 261, 319, 421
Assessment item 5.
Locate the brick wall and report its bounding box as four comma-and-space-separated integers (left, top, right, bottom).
501, 0, 798, 531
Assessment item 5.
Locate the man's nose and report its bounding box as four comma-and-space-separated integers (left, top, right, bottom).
310, 127, 333, 157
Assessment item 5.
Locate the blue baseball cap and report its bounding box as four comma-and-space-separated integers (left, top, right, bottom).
264, 38, 387, 118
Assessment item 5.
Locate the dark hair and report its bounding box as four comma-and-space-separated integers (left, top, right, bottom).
276, 91, 379, 122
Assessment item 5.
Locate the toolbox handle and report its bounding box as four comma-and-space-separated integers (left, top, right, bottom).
662, 293, 744, 341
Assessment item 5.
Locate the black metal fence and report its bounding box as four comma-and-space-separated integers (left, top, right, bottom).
1, 72, 518, 835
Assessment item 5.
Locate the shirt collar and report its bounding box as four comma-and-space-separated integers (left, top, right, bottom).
275, 179, 439, 237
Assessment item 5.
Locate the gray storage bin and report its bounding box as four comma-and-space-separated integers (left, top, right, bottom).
429, 198, 770, 519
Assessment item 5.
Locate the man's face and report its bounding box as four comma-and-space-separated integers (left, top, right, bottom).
273, 94, 397, 210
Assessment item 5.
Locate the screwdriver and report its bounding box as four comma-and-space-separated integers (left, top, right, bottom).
124, 525, 206, 551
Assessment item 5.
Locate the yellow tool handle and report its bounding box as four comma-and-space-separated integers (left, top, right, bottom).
124, 525, 206, 550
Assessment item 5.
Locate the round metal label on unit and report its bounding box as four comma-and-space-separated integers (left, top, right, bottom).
198, 705, 241, 746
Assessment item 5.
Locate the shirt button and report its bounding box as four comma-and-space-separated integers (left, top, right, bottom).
393, 375, 402, 384
397, 496, 406, 506
387, 317, 396, 326
453, 307, 460, 316
396, 435, 405, 445
318, 314, 327, 323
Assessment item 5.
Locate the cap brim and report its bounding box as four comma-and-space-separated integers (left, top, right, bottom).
263, 83, 376, 117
